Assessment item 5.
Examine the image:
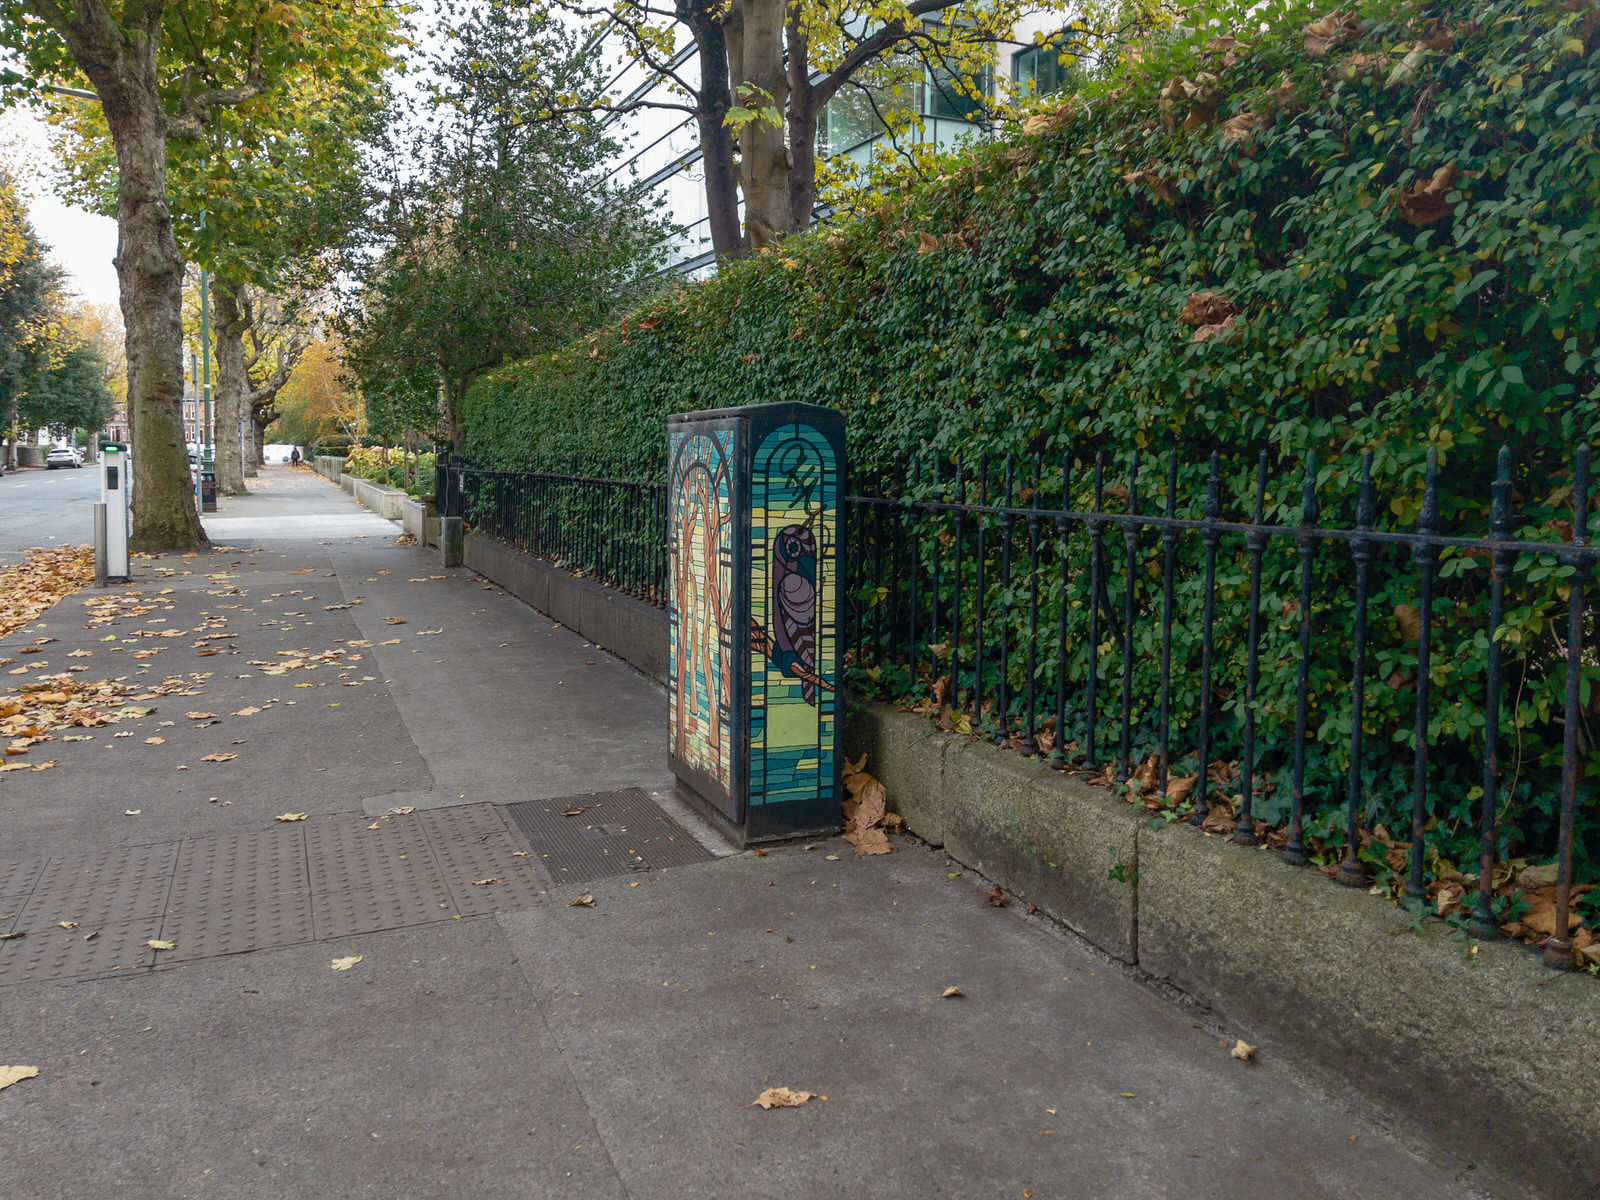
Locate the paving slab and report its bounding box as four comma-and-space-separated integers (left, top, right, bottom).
494, 838, 1477, 1200
0, 921, 628, 1200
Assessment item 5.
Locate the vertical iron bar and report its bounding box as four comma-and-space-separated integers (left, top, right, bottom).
1083, 454, 1105, 780
951, 463, 965, 715
973, 457, 989, 732
1024, 454, 1042, 754
1471, 447, 1515, 935
996, 457, 1015, 745
1052, 453, 1071, 768
907, 467, 920, 692
1189, 454, 1222, 827
1337, 452, 1376, 886
1232, 453, 1269, 848
1156, 453, 1179, 798
1544, 444, 1590, 970
1119, 453, 1140, 783
1406, 451, 1441, 904
930, 459, 943, 698
1285, 452, 1318, 867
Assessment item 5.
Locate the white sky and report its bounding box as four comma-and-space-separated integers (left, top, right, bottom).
1, 107, 120, 308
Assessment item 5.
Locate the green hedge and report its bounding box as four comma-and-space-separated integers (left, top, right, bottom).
463, 0, 1600, 911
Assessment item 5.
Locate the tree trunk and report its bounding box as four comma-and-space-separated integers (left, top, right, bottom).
211, 277, 249, 495
736, 0, 793, 249
682, 2, 745, 262
786, 18, 818, 233
35, 1, 207, 552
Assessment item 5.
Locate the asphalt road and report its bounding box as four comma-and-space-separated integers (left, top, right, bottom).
0, 463, 101, 566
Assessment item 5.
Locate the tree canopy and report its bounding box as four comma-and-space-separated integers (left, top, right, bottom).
338, 3, 673, 453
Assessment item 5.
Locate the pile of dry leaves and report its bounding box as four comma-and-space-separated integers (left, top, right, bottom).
0, 546, 94, 641
841, 754, 900, 855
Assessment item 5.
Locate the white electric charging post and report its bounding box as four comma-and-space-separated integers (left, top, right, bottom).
99, 443, 130, 584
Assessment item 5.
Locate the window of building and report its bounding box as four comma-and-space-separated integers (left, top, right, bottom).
920, 56, 993, 121
1013, 36, 1074, 98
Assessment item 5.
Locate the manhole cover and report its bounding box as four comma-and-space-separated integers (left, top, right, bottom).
503, 789, 712, 883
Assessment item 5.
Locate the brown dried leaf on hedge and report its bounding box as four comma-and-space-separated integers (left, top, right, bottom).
1120, 171, 1174, 204
1179, 291, 1239, 326
1304, 11, 1361, 58
1398, 165, 1461, 227
1222, 110, 1265, 145
0, 546, 95, 642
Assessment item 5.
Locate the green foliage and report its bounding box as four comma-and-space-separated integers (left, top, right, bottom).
338, 4, 673, 452
463, 0, 1600, 892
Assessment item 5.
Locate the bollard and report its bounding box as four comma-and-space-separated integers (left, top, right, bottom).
440, 515, 463, 568
93, 502, 108, 587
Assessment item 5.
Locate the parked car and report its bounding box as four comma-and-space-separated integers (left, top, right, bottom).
45, 447, 83, 469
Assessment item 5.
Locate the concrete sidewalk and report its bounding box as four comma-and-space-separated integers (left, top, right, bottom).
0, 468, 1502, 1199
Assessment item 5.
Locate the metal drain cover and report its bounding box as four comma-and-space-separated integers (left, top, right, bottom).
503, 789, 713, 883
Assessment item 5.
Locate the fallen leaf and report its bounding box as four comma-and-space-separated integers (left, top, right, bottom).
389, 806, 415, 815
124, 809, 141, 816
941, 985, 965, 999
824, 853, 840, 862
330, 955, 362, 971
200, 752, 237, 763
473, 877, 507, 886
143, 737, 165, 745
562, 806, 589, 817
147, 939, 174, 951
231, 706, 261, 716
0, 931, 23, 941
275, 812, 308, 822
185, 712, 217, 720
748, 1086, 818, 1110
0, 1066, 40, 1091
987, 884, 1009, 908
568, 892, 596, 907
1231, 1040, 1258, 1062
56, 921, 78, 929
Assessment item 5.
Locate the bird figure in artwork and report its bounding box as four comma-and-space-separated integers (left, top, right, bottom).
771, 524, 820, 705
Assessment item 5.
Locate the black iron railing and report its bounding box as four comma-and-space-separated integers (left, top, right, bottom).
442, 443, 1596, 971
447, 464, 667, 603
844, 445, 1598, 972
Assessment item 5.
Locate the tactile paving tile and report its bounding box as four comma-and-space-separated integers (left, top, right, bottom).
159, 890, 314, 962
0, 896, 26, 937
303, 812, 442, 896
0, 856, 47, 899
503, 789, 714, 884
167, 829, 309, 912
32, 841, 179, 895
417, 809, 547, 915
0, 916, 164, 986
21, 869, 174, 930
310, 879, 459, 939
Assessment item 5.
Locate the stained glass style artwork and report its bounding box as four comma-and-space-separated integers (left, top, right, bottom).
668, 427, 734, 792
748, 422, 838, 810
668, 404, 843, 841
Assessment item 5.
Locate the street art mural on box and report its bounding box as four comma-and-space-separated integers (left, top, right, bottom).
668, 404, 843, 839
748, 421, 838, 808
668, 428, 734, 790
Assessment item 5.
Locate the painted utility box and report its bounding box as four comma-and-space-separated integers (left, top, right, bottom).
667, 403, 845, 843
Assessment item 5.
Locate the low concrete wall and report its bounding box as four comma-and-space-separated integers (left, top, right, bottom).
452, 531, 1596, 1199
401, 497, 432, 539
350, 476, 405, 519
313, 455, 346, 481
464, 533, 668, 684
16, 446, 46, 467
